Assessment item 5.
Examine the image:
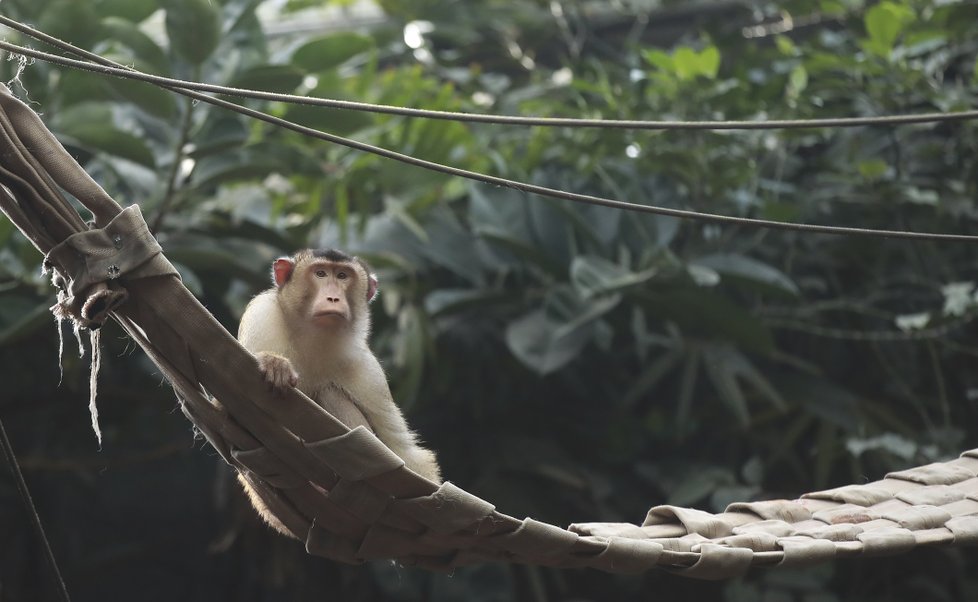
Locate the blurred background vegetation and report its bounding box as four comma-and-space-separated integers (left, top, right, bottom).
1, 0, 977, 599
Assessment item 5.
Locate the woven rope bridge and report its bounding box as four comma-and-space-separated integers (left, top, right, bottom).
1, 83, 977, 580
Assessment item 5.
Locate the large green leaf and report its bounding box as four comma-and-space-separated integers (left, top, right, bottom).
163, 233, 273, 285
291, 33, 375, 73
864, 1, 914, 57
424, 289, 507, 316
570, 255, 659, 299
468, 184, 534, 243
228, 64, 306, 94
639, 288, 775, 354
505, 308, 593, 375
416, 209, 487, 285
622, 348, 684, 408
668, 467, 735, 506
189, 147, 285, 191
38, 0, 100, 47
54, 103, 156, 167
505, 287, 619, 374
103, 78, 179, 118
672, 46, 721, 80
702, 344, 785, 426
693, 253, 800, 298
282, 76, 374, 135
99, 17, 170, 73
526, 196, 573, 268
190, 115, 250, 158
476, 229, 564, 275
468, 185, 566, 274
164, 0, 221, 65
57, 70, 113, 108
776, 373, 863, 429
96, 0, 158, 22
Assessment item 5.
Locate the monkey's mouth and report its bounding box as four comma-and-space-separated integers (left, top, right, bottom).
313, 310, 348, 321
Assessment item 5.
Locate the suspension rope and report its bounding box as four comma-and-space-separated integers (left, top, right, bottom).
0, 416, 71, 602
1, 17, 977, 131
0, 20, 977, 242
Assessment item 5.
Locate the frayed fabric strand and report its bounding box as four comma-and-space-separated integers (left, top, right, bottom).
88, 328, 102, 446
48, 269, 109, 447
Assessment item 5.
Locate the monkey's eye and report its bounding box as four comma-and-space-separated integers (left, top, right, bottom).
337, 271, 348, 280
315, 270, 327, 278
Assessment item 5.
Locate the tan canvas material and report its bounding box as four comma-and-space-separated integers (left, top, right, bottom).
2, 83, 977, 579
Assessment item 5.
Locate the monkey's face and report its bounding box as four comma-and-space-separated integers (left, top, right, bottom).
272, 250, 379, 335
274, 256, 368, 330
305, 260, 361, 327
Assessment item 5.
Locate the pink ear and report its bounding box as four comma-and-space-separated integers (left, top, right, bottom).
367, 273, 379, 303
272, 257, 295, 287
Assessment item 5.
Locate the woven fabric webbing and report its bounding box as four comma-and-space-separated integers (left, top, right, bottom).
2, 83, 977, 579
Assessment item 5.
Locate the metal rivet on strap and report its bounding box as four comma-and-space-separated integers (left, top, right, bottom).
107, 265, 121, 279
112, 235, 124, 249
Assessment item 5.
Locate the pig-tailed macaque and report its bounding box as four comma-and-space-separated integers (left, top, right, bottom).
236, 248, 441, 535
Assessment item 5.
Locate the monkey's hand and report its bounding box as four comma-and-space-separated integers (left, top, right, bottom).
255, 351, 299, 391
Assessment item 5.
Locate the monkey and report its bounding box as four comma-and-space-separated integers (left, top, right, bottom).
234, 248, 441, 536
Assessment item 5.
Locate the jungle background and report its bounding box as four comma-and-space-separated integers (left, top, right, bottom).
1, 0, 978, 599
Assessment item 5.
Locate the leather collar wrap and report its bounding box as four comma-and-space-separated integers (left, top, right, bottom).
44, 204, 178, 328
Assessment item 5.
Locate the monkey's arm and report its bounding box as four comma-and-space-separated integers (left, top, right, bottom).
238, 290, 290, 353
238, 290, 299, 388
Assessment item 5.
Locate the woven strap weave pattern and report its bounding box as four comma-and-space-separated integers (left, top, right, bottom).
2, 83, 977, 579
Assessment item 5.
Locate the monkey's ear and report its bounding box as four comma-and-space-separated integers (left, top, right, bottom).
272, 257, 295, 287
367, 273, 379, 303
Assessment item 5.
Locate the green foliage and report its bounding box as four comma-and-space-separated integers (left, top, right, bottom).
53, 103, 157, 168
290, 32, 375, 72
863, 1, 915, 58
644, 44, 721, 82
163, 0, 222, 65
2, 0, 978, 600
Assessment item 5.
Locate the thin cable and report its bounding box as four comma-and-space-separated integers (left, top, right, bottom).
2, 26, 978, 242
1, 15, 977, 130
0, 416, 72, 602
